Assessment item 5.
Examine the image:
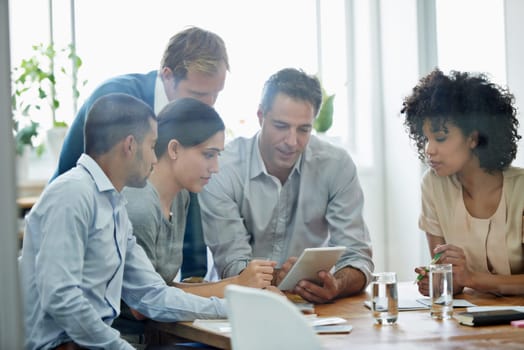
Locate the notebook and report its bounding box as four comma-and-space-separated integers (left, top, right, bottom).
454, 309, 524, 326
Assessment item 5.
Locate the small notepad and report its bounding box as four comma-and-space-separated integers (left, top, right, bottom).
364, 299, 428, 311
364, 298, 477, 311
193, 316, 350, 335
415, 298, 477, 308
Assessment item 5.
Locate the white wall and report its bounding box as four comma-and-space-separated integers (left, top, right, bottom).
505, 0, 524, 167
358, 0, 429, 281
0, 0, 24, 347
380, 0, 427, 279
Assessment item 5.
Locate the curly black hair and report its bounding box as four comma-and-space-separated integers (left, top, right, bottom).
400, 68, 520, 172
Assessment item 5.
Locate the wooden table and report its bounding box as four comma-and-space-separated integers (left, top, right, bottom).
144, 282, 524, 349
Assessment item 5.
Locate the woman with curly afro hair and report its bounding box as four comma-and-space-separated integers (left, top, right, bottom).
401, 68, 524, 296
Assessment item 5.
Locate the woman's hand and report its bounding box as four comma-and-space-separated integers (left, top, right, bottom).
237, 259, 276, 289
434, 244, 469, 294
414, 266, 430, 296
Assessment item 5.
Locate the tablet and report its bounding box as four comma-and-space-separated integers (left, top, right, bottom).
277, 246, 346, 291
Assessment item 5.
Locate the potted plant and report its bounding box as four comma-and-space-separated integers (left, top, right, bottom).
11, 42, 85, 160
313, 83, 335, 134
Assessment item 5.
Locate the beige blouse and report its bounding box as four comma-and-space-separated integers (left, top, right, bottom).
419, 167, 524, 275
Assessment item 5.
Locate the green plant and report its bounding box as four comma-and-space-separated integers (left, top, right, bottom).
11, 43, 85, 155
313, 84, 335, 133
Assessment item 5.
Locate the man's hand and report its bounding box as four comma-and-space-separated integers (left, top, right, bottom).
277, 258, 366, 304
293, 270, 340, 304
275, 256, 298, 286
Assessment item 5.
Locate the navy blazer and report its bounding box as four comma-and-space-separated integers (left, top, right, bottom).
52, 70, 157, 179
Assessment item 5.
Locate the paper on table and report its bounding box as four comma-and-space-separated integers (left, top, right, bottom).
192, 316, 350, 335
193, 319, 231, 334
415, 298, 477, 308
314, 324, 353, 334
364, 298, 477, 311
306, 316, 348, 327
364, 299, 428, 311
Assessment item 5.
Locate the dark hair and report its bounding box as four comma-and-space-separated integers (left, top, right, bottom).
401, 68, 520, 172
84, 93, 156, 157
155, 97, 225, 157
160, 26, 229, 83
259, 68, 322, 116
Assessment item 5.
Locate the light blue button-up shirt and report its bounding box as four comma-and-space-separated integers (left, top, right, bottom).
200, 133, 374, 284
20, 154, 226, 350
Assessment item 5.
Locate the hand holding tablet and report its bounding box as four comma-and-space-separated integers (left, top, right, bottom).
277, 246, 346, 291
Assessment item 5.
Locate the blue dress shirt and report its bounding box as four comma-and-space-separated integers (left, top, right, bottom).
20, 154, 226, 350
50, 70, 207, 280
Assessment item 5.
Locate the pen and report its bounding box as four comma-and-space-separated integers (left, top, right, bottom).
414, 252, 442, 284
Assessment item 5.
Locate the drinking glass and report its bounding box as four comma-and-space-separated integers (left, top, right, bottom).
370, 272, 398, 325
429, 264, 453, 319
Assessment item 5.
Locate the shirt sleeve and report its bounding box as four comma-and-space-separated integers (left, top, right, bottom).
199, 167, 251, 278
418, 171, 444, 237
121, 230, 227, 321
33, 185, 132, 349
325, 153, 374, 285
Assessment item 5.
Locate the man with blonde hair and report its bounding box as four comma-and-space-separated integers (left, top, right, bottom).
51, 26, 229, 337
53, 25, 228, 279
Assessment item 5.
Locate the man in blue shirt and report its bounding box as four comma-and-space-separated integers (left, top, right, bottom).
19, 93, 226, 350
52, 26, 229, 280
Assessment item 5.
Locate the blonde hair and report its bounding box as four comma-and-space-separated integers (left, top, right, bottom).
160, 26, 229, 82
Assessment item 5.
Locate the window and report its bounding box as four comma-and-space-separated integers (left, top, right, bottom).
436, 0, 506, 85
11, 0, 319, 140
74, 0, 318, 139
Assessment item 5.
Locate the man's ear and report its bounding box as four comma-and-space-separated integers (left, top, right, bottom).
122, 135, 136, 157
161, 67, 173, 81
257, 106, 264, 127
167, 139, 179, 160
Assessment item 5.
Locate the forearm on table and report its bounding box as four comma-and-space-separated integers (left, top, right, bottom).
467, 272, 524, 295
173, 278, 236, 298
334, 266, 367, 297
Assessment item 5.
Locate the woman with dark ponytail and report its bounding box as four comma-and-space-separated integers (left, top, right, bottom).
124, 98, 276, 304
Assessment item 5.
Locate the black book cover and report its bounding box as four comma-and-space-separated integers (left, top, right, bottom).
455, 309, 524, 327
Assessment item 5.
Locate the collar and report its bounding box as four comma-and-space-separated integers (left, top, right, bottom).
78, 154, 117, 193
154, 73, 169, 115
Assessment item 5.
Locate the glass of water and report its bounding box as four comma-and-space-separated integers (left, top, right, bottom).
370, 272, 398, 325
429, 263, 453, 319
